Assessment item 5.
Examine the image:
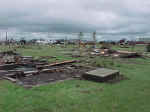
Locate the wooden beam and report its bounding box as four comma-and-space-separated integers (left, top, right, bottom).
44, 60, 77, 67
3, 76, 17, 82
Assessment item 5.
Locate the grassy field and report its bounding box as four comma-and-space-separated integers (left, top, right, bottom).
0, 44, 150, 112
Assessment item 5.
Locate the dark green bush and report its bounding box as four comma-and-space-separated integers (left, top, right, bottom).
146, 44, 150, 52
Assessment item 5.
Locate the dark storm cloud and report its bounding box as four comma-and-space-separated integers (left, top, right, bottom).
0, 0, 150, 34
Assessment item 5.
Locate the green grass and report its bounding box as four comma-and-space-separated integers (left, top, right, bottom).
0, 45, 150, 112
112, 44, 146, 53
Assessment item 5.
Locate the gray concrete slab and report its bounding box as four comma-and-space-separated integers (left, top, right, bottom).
83, 68, 120, 82
86, 68, 119, 78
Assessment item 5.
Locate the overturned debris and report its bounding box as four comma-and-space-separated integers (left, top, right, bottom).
116, 50, 141, 58
91, 48, 141, 58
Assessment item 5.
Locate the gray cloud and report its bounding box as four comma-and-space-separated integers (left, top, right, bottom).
0, 0, 150, 34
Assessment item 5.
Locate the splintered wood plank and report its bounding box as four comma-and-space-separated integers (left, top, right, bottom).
117, 50, 137, 54
24, 71, 38, 75
3, 76, 17, 82
21, 56, 33, 58
40, 60, 77, 68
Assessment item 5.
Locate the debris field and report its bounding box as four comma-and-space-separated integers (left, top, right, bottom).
0, 51, 94, 86
0, 50, 126, 87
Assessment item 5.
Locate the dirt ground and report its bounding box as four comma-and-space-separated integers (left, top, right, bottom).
0, 63, 127, 87
14, 65, 94, 86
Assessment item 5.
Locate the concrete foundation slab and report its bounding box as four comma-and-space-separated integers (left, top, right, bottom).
83, 68, 119, 82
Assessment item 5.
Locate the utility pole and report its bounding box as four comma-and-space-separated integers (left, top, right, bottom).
64, 36, 67, 48
78, 32, 83, 48
78, 32, 83, 56
93, 32, 96, 48
6, 32, 8, 42
5, 32, 8, 47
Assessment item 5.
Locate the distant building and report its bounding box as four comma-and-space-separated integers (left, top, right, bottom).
138, 37, 150, 42
136, 37, 150, 44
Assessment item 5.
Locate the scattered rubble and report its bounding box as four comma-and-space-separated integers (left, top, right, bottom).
91, 48, 141, 58
0, 51, 20, 64
0, 51, 93, 86
0, 50, 126, 87
116, 50, 141, 58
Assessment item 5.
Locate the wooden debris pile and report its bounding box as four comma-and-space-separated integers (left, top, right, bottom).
91, 48, 141, 58
0, 51, 20, 64
115, 50, 141, 58
0, 59, 77, 76
91, 49, 113, 56
0, 53, 90, 86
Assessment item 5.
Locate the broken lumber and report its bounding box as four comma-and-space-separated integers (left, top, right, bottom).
40, 67, 65, 73
24, 71, 38, 75
5, 73, 16, 77
21, 56, 33, 59
117, 50, 140, 58
3, 76, 17, 82
38, 60, 77, 68
0, 64, 17, 70
8, 70, 22, 72
117, 50, 137, 54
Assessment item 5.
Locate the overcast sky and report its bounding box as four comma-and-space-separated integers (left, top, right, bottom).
0, 0, 150, 34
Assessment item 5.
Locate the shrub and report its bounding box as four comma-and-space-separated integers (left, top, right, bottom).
146, 44, 150, 52
101, 43, 111, 49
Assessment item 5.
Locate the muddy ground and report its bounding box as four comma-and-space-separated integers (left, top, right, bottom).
0, 62, 127, 87
0, 64, 94, 86
20, 65, 93, 86
0, 64, 128, 87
